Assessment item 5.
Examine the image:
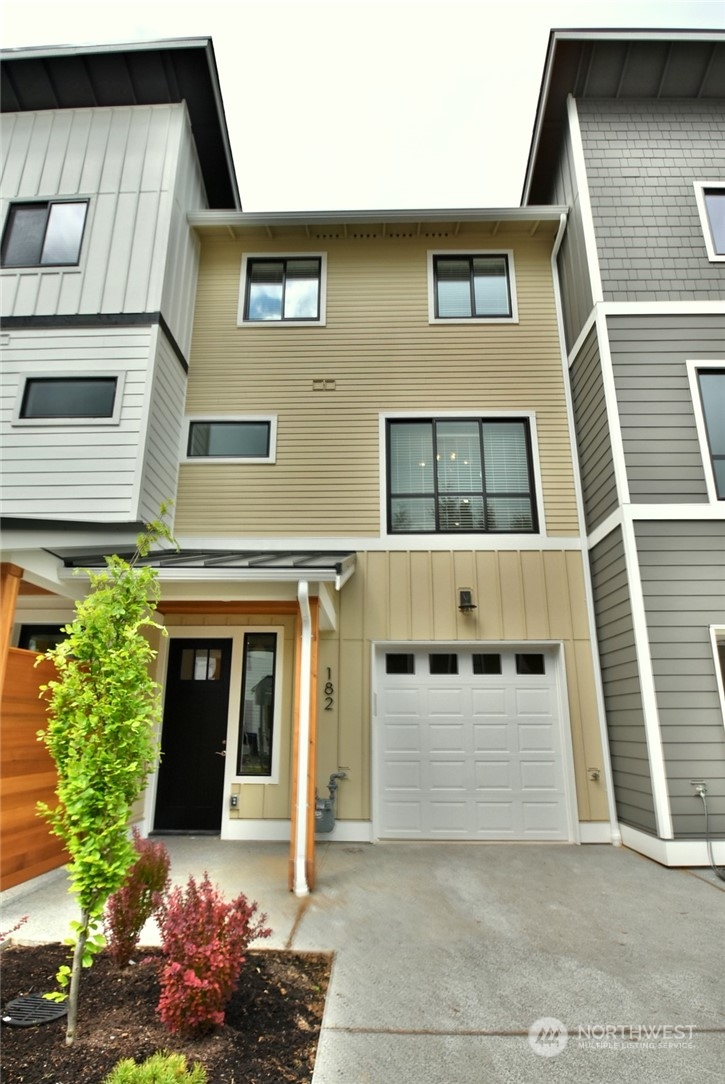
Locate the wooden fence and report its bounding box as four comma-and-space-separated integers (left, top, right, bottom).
1, 648, 66, 890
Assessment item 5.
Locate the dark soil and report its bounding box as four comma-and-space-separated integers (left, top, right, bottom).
1, 943, 331, 1084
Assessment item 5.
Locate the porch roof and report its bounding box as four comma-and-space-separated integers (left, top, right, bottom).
51, 548, 357, 590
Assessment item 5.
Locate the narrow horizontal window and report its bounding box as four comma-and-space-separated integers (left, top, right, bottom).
387, 417, 537, 534
188, 420, 271, 459
244, 257, 321, 321
385, 653, 415, 675
433, 254, 512, 319
698, 369, 725, 499
20, 377, 117, 419
1, 200, 88, 267
516, 653, 546, 675
18, 625, 66, 653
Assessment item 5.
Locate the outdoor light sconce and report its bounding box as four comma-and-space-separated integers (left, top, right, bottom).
458, 588, 477, 613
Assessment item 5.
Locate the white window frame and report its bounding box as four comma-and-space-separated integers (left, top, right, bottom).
427, 249, 519, 324
686, 360, 725, 503
693, 182, 725, 263
237, 252, 327, 327
0, 198, 90, 269
12, 372, 125, 427
181, 414, 278, 464
378, 409, 545, 541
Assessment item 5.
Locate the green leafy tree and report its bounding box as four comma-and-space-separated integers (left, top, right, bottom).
37, 509, 175, 1045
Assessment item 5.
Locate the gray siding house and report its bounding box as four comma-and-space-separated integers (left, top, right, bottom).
523, 29, 725, 866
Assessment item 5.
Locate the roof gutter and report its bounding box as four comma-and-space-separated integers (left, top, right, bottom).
188, 206, 568, 230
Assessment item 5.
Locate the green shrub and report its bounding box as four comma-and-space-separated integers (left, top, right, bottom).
102, 1050, 207, 1083
105, 829, 170, 967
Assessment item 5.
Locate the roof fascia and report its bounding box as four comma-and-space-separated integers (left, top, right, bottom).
188, 206, 568, 230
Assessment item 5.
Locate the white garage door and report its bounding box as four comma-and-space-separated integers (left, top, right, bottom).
375, 646, 571, 840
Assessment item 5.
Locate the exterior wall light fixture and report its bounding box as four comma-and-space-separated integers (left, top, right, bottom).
458, 588, 477, 613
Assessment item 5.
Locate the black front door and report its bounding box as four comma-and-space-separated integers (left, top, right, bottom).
154, 639, 232, 831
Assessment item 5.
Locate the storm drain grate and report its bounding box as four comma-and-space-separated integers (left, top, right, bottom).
2, 994, 68, 1027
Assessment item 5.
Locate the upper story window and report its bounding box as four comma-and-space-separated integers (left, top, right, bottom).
238, 254, 326, 325
1, 200, 88, 268
386, 417, 537, 534
698, 369, 725, 499
694, 183, 725, 262
428, 251, 517, 323
184, 417, 276, 463
14, 375, 122, 425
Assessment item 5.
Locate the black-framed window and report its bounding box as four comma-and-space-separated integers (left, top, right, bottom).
18, 625, 66, 653
698, 369, 725, 499
433, 254, 512, 319
19, 376, 117, 420
703, 189, 725, 257
187, 420, 271, 459
387, 418, 538, 534
238, 632, 277, 777
244, 257, 321, 321
1, 200, 88, 267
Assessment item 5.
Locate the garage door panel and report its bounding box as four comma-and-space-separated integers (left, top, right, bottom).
377, 647, 570, 841
473, 723, 510, 751
384, 722, 421, 752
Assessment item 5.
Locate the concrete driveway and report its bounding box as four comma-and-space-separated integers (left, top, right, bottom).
2, 840, 723, 1082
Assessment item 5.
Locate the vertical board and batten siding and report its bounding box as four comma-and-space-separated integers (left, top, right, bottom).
175, 231, 579, 539
635, 521, 725, 838
159, 110, 206, 357
317, 549, 607, 824
577, 98, 725, 301
0, 104, 190, 320
589, 528, 657, 834
162, 614, 297, 821
608, 314, 725, 503
0, 325, 170, 521
569, 325, 619, 531
137, 326, 188, 524
547, 121, 595, 351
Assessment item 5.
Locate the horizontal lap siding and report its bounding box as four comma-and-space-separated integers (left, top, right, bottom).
636, 521, 725, 838
569, 326, 618, 530
578, 99, 725, 301
609, 314, 725, 503
0, 326, 156, 520
0, 104, 184, 318
138, 327, 187, 524
589, 529, 656, 833
176, 232, 579, 538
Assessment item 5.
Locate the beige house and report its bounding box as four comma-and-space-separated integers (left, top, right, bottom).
125, 208, 615, 892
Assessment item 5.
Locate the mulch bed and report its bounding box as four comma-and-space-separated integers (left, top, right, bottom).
1, 942, 331, 1083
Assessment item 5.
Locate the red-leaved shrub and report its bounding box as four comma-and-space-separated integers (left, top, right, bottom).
104, 829, 171, 967
157, 873, 271, 1035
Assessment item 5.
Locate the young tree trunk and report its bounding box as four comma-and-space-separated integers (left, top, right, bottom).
65, 911, 90, 1046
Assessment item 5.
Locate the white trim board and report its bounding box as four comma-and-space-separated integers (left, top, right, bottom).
620, 825, 725, 868
579, 822, 615, 844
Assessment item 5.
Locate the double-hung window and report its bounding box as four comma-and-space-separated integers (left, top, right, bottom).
387, 417, 538, 534
239, 254, 325, 323
429, 251, 516, 322
1, 200, 88, 267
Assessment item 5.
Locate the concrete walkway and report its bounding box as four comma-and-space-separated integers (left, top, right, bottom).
2, 840, 724, 1082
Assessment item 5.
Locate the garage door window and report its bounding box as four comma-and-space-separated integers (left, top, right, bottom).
385, 653, 415, 674
516, 653, 546, 675
429, 653, 458, 674
473, 653, 502, 674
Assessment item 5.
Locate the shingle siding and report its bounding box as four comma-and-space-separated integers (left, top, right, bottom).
577, 98, 725, 301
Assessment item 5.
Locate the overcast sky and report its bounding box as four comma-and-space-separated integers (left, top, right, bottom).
4, 0, 724, 211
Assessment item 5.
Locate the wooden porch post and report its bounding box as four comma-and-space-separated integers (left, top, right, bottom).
0, 564, 23, 694
305, 597, 320, 891
288, 595, 320, 893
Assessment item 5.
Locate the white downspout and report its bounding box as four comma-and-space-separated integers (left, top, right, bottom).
294, 580, 312, 897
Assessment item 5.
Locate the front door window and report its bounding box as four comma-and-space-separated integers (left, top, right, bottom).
238, 632, 277, 777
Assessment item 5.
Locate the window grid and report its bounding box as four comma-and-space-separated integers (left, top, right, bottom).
387, 417, 538, 534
